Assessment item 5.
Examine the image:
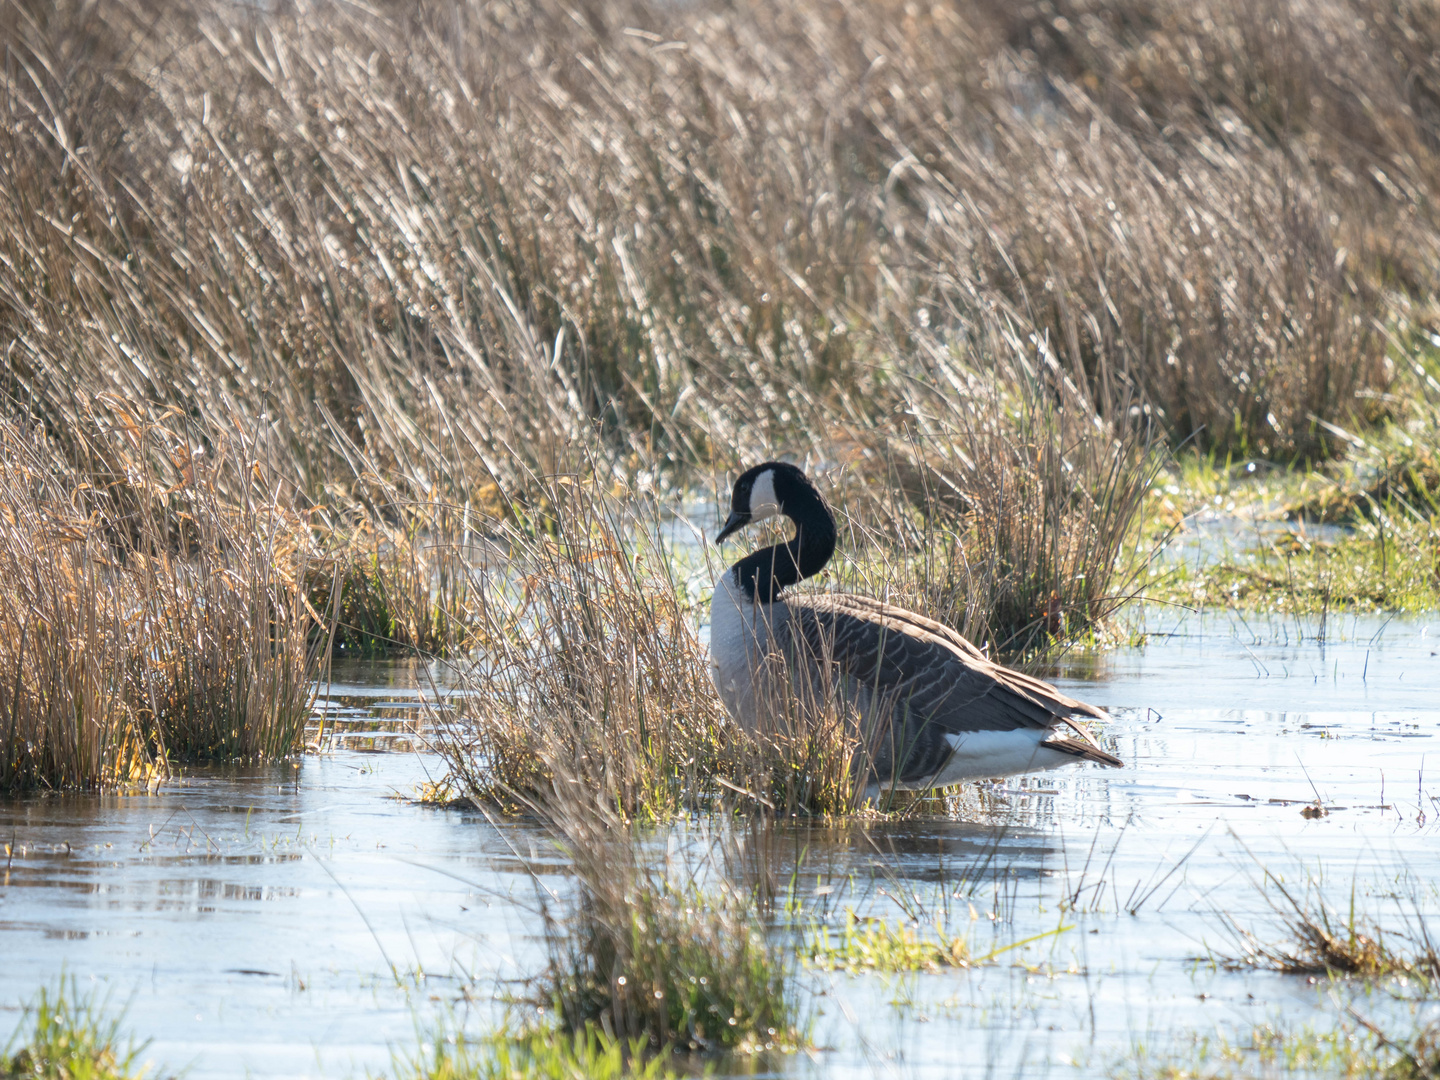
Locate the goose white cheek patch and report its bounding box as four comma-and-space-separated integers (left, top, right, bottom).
748, 469, 780, 522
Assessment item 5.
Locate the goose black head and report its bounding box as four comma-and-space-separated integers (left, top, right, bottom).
715, 461, 813, 543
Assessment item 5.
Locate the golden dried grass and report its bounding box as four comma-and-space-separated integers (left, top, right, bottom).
0, 408, 322, 791
0, 0, 1429, 525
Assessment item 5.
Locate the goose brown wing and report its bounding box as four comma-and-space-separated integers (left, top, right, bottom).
805, 593, 1109, 721
785, 593, 1104, 733
816, 593, 991, 663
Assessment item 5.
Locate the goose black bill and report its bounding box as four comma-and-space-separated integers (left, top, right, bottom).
716, 511, 748, 544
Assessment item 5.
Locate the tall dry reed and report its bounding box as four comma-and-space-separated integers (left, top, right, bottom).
308, 500, 483, 656
4, 0, 1417, 789
0, 0, 1428, 531
429, 468, 737, 818
0, 408, 322, 791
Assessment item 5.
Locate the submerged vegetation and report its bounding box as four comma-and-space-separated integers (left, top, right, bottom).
1119, 869, 1440, 1079
1139, 349, 1440, 617
1115, 1023, 1393, 1080
1117, 1012, 1440, 1080
802, 910, 975, 974
391, 1023, 687, 1080
1141, 510, 1440, 615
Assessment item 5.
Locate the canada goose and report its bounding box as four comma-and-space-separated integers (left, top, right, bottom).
709, 461, 1123, 792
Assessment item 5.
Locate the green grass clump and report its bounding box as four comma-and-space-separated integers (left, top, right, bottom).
391, 1022, 686, 1080
528, 801, 801, 1058
1136, 355, 1440, 618
1142, 520, 1440, 615
1287, 339, 1440, 525
800, 909, 1074, 974
1287, 442, 1440, 526
1118, 1015, 1440, 1080
544, 871, 798, 1056
1, 980, 158, 1080
1115, 1023, 1389, 1080
802, 911, 973, 974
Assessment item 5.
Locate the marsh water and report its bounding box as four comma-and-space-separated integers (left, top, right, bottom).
3, 610, 1440, 1078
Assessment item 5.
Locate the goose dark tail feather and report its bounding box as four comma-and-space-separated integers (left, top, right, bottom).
1044, 738, 1124, 769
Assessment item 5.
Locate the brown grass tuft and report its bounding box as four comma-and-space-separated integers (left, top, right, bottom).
1216, 870, 1440, 980
429, 468, 732, 818
0, 408, 322, 791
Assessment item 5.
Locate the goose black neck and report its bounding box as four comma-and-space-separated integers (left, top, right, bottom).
733, 484, 836, 605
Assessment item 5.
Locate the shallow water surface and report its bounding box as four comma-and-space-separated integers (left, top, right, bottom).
2, 612, 1439, 1077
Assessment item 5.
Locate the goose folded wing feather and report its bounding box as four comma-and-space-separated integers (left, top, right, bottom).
787, 596, 1059, 734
